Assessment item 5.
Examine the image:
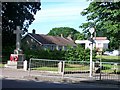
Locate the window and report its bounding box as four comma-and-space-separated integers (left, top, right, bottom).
51, 45, 55, 51
44, 45, 48, 50
58, 46, 62, 51
98, 43, 101, 47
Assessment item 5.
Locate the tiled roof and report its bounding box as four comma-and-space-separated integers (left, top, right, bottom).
28, 33, 76, 46
28, 33, 54, 44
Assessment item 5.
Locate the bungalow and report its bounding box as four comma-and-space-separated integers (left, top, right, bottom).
75, 37, 110, 51
21, 30, 76, 51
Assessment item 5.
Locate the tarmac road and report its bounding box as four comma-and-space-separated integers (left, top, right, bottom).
1, 78, 119, 89
0, 67, 119, 89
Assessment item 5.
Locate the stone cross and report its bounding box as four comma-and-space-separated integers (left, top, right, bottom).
14, 26, 23, 51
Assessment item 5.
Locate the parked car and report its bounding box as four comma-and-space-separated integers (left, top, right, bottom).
103, 50, 120, 56
103, 51, 112, 56
112, 50, 120, 56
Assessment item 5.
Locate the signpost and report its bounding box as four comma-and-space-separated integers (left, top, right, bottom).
89, 27, 95, 77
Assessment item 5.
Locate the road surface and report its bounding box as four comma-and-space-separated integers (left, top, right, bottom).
1, 78, 119, 89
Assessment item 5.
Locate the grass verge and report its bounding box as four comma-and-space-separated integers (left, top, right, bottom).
96, 55, 120, 62
0, 63, 4, 68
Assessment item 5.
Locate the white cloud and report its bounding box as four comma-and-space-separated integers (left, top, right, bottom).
33, 8, 82, 23
28, 1, 90, 34
33, 2, 89, 24
37, 7, 82, 16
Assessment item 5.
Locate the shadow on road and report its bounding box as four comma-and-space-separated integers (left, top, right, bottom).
1, 78, 119, 89
79, 79, 120, 85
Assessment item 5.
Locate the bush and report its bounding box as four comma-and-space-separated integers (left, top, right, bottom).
2, 46, 15, 63
24, 49, 65, 60
65, 45, 96, 61
23, 45, 96, 61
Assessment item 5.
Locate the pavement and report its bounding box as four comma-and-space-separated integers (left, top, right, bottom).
0, 67, 120, 88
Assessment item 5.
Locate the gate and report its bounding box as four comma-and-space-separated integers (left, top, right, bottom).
92, 62, 120, 81
63, 61, 90, 78
28, 58, 120, 83
28, 58, 63, 77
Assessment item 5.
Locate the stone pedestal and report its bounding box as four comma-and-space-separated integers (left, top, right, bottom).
17, 54, 25, 61
5, 54, 25, 69
4, 61, 17, 69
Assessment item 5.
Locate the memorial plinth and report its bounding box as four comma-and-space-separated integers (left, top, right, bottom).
5, 26, 25, 69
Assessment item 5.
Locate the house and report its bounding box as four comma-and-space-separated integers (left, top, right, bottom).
75, 37, 110, 51
21, 30, 76, 51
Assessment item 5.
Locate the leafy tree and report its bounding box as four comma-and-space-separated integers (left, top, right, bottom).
48, 27, 84, 40
2, 1, 41, 61
80, 1, 120, 49
65, 45, 96, 61
64, 46, 76, 61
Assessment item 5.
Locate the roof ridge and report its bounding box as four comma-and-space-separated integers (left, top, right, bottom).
26, 33, 76, 46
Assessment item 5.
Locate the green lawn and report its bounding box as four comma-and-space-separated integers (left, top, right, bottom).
31, 64, 90, 72
65, 63, 89, 71
0, 63, 4, 68
32, 67, 89, 71
31, 63, 120, 74
98, 63, 120, 73
102, 68, 120, 73
96, 55, 120, 62
32, 67, 58, 71
65, 66, 89, 71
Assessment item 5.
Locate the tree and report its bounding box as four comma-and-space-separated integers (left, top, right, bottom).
23, 49, 65, 60
48, 27, 84, 40
2, 1, 41, 61
65, 45, 96, 61
80, 1, 120, 49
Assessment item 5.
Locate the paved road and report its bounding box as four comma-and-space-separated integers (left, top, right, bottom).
1, 78, 119, 89
0, 67, 119, 89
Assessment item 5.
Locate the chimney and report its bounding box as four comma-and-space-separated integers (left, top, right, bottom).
32, 29, 36, 34
67, 34, 73, 41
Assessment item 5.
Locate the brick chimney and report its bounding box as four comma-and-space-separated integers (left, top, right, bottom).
67, 34, 73, 41
32, 29, 36, 34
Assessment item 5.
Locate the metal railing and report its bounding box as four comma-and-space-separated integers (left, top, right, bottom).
93, 62, 120, 81
63, 61, 90, 78
28, 58, 62, 77
28, 58, 120, 82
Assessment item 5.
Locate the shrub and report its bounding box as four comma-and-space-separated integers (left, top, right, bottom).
24, 49, 65, 60
65, 45, 96, 61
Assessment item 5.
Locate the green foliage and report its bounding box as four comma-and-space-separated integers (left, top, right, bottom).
96, 55, 120, 62
80, 1, 120, 49
48, 27, 84, 40
24, 49, 65, 60
0, 63, 4, 68
2, 45, 15, 62
2, 2, 41, 61
23, 45, 97, 62
65, 45, 96, 61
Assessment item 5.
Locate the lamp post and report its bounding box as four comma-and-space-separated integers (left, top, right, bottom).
89, 27, 95, 77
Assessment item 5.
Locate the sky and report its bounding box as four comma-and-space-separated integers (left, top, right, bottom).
28, 0, 91, 34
